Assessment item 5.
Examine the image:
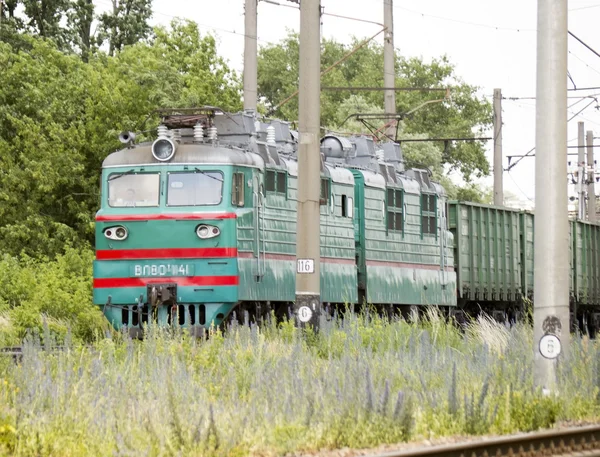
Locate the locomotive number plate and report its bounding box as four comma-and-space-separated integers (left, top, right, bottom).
131, 264, 195, 277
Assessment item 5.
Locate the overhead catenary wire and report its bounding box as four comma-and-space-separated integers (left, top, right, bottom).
507, 170, 535, 203
569, 31, 600, 61
569, 51, 600, 78
392, 3, 535, 32
266, 26, 387, 115
506, 99, 600, 170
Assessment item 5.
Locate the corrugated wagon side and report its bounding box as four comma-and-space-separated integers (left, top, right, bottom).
571, 219, 600, 333
448, 201, 522, 319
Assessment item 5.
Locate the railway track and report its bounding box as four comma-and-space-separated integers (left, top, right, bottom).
0, 345, 79, 361
367, 424, 600, 457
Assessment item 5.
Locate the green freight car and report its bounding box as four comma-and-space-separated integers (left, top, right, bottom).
449, 201, 600, 333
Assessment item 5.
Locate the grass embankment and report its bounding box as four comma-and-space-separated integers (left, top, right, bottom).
0, 310, 599, 457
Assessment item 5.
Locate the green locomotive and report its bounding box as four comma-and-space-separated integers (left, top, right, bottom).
93, 107, 600, 336
93, 107, 456, 335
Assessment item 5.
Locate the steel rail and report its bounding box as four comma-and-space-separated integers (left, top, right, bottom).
0, 346, 85, 362
366, 424, 600, 457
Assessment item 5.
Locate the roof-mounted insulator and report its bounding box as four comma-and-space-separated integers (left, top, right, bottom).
157, 124, 168, 138
208, 126, 218, 143
266, 125, 276, 144
194, 123, 204, 143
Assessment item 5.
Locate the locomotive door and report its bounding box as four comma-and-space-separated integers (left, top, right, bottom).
351, 171, 367, 297
253, 173, 265, 281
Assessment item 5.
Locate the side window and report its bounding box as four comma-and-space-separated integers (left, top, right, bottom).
266, 170, 276, 192
421, 193, 437, 235
320, 178, 330, 205
265, 169, 287, 196
276, 171, 286, 194
340, 194, 353, 218
386, 187, 404, 232
232, 172, 245, 207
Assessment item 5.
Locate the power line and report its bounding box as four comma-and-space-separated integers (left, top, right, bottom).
569, 51, 600, 78
569, 31, 600, 60
507, 107, 600, 171
567, 70, 577, 90
569, 87, 600, 91
507, 171, 534, 203
570, 4, 600, 12
392, 4, 535, 32
321, 86, 449, 92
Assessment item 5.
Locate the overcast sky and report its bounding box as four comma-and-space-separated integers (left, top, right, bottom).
96, 0, 600, 208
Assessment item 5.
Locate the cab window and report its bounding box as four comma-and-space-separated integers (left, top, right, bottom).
108, 172, 160, 207
232, 172, 245, 207
167, 171, 224, 206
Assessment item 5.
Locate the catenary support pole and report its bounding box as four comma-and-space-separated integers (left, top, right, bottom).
294, 0, 322, 329
243, 0, 258, 112
578, 121, 586, 219
534, 0, 570, 393
383, 0, 396, 140
588, 130, 597, 223
493, 88, 504, 206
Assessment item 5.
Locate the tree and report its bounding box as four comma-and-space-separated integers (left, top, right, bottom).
257, 32, 492, 180
67, 0, 95, 61
0, 21, 242, 259
1, 0, 21, 23
97, 0, 153, 56
22, 0, 70, 49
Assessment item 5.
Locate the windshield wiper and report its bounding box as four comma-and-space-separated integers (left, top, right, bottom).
194, 168, 223, 183
108, 169, 135, 182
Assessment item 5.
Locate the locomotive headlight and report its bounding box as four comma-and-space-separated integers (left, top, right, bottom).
104, 226, 128, 241
196, 224, 220, 239
152, 138, 176, 162
115, 227, 127, 239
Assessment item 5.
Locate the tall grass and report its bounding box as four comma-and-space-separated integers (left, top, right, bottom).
0, 308, 599, 456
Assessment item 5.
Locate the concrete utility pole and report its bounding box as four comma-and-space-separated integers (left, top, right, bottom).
294, 0, 322, 329
588, 130, 597, 223
533, 0, 570, 393
493, 89, 504, 206
243, 0, 258, 112
578, 122, 586, 220
577, 122, 586, 221
383, 0, 396, 140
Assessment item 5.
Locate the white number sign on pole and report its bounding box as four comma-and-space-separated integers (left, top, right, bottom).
298, 306, 313, 323
297, 258, 315, 274
539, 334, 561, 359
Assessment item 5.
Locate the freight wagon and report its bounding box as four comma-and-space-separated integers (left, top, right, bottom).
448, 202, 600, 333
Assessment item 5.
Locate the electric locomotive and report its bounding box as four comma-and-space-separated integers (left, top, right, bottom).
93, 107, 458, 335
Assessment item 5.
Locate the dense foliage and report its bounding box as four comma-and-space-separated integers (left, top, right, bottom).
0, 20, 241, 259
0, 248, 104, 345
0, 312, 599, 456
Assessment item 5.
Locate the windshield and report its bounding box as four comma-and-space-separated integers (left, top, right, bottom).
108, 173, 160, 207
167, 172, 223, 206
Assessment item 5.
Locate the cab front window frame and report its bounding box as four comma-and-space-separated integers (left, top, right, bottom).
107, 171, 161, 208
166, 170, 224, 207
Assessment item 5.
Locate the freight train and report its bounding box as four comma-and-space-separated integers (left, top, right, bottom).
93, 107, 600, 336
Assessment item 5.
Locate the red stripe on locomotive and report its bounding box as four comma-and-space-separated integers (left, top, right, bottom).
93, 276, 239, 288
